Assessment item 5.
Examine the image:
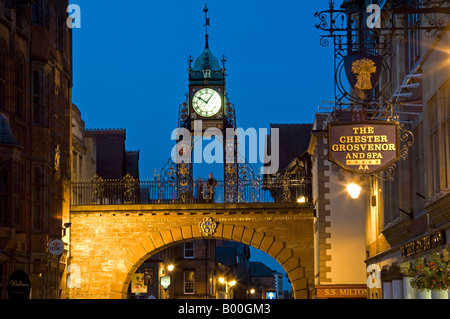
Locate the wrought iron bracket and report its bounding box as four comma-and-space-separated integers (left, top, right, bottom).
315, 0, 450, 46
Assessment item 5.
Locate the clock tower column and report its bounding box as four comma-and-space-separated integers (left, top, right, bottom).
173, 5, 239, 203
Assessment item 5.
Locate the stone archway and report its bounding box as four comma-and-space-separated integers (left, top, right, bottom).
67, 203, 314, 299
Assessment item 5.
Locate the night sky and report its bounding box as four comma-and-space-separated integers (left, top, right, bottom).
70, 0, 336, 291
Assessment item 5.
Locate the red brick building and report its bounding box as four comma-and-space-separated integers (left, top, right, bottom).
0, 0, 73, 299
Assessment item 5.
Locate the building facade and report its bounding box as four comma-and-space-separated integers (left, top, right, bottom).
309, 113, 369, 299
326, 0, 450, 299
0, 0, 73, 299
365, 15, 450, 300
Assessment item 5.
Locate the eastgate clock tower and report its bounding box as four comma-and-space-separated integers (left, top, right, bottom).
172, 5, 240, 203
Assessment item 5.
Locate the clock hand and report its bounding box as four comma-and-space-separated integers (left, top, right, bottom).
196, 96, 208, 104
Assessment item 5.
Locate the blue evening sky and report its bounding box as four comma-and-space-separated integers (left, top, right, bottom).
69, 0, 336, 290
70, 0, 335, 178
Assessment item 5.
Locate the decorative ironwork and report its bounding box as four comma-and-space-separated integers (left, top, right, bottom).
123, 173, 137, 204
91, 174, 104, 204
372, 120, 415, 181
200, 217, 217, 236
70, 178, 312, 206
314, 0, 450, 121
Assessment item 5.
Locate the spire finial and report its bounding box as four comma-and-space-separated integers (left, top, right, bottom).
203, 4, 210, 49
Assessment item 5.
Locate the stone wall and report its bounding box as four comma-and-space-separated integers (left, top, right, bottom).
67, 203, 315, 299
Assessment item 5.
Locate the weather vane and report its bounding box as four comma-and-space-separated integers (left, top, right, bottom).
203, 4, 210, 48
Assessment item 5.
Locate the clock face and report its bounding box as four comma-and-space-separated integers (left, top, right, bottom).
192, 88, 221, 117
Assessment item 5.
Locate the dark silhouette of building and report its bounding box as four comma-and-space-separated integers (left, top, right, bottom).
83, 128, 140, 180
0, 0, 73, 299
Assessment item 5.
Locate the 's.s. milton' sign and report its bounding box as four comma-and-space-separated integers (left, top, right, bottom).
328, 121, 400, 174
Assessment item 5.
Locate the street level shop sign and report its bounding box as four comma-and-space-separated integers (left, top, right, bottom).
401, 230, 447, 258
328, 121, 400, 174
316, 285, 368, 299
7, 270, 31, 299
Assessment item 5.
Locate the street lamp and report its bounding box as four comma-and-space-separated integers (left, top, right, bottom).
347, 183, 362, 199
218, 277, 236, 299
167, 264, 174, 272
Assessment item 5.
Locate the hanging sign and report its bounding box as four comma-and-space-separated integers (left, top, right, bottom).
48, 238, 65, 256
328, 121, 400, 174
161, 275, 171, 290
344, 52, 382, 101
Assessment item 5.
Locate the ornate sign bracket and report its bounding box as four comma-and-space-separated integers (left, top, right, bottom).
315, 0, 450, 121
372, 120, 415, 181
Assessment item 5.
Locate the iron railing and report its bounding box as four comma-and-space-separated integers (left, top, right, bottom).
70, 175, 312, 206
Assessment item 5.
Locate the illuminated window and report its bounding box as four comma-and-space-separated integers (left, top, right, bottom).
184, 270, 195, 294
